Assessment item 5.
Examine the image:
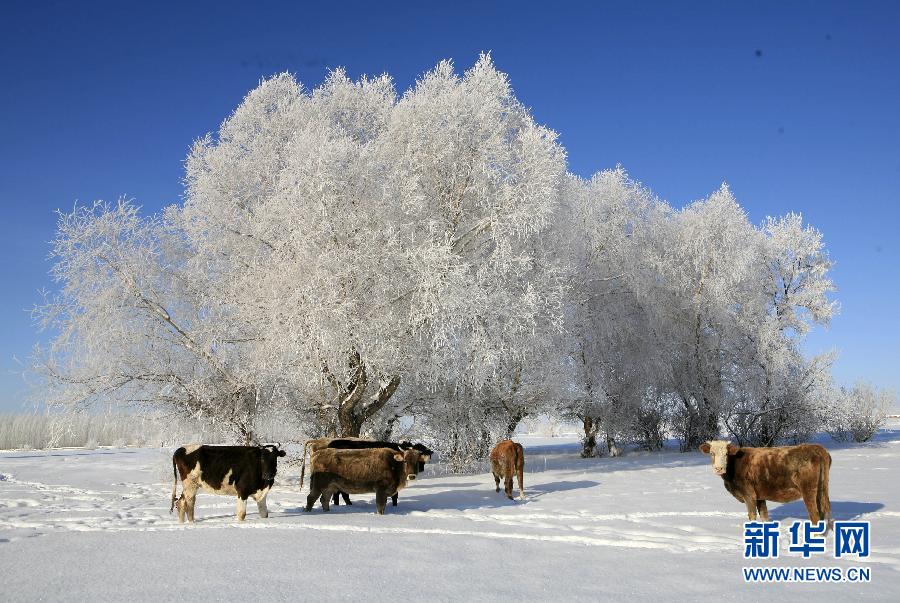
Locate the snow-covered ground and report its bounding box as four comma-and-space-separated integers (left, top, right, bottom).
1, 425, 898, 601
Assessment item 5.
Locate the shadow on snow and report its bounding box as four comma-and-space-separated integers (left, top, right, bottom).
769, 500, 884, 522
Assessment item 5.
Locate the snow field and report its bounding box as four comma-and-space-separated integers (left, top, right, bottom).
1, 428, 899, 601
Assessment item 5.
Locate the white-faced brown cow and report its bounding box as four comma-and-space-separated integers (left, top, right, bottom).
170, 444, 286, 522
490, 440, 525, 500
304, 447, 423, 514
699, 440, 832, 526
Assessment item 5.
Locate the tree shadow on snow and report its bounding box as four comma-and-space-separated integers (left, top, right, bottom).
361, 478, 601, 513
769, 500, 884, 522
282, 487, 539, 515
517, 442, 582, 456
408, 481, 481, 490
523, 480, 600, 498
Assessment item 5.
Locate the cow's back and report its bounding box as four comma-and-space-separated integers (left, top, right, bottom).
490, 440, 520, 475
197, 446, 257, 491
730, 444, 829, 503
490, 440, 516, 462
311, 447, 399, 483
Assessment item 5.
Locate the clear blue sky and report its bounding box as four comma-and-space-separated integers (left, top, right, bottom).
1, 1, 898, 411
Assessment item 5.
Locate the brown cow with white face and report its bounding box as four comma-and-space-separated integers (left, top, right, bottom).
490, 440, 525, 500
699, 440, 832, 526
304, 447, 424, 515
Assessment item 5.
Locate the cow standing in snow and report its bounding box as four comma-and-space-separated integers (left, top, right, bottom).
300, 437, 433, 507
699, 441, 832, 525
304, 447, 424, 515
490, 440, 525, 500
171, 444, 286, 523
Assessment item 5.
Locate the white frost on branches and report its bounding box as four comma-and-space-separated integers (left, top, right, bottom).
33, 55, 880, 457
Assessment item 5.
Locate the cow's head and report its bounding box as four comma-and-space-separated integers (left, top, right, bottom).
411, 442, 433, 463
699, 440, 738, 476
398, 442, 433, 470
260, 444, 286, 481
392, 449, 423, 482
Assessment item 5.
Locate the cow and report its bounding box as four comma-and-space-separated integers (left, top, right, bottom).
699, 440, 832, 526
490, 440, 525, 500
304, 447, 424, 515
299, 438, 433, 507
170, 443, 286, 523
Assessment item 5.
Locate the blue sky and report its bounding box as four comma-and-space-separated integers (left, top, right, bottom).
1, 1, 898, 410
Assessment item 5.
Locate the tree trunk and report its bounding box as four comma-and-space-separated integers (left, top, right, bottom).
581, 416, 598, 458
326, 351, 401, 437
501, 364, 525, 438
504, 410, 525, 438
376, 414, 399, 441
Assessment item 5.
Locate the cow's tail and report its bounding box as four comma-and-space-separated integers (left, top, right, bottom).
817, 450, 832, 530
170, 452, 180, 513
299, 439, 313, 490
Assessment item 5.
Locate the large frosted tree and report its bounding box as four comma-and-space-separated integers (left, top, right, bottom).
36, 55, 567, 439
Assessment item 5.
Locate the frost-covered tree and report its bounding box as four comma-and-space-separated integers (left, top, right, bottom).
32, 201, 269, 442
36, 55, 567, 441
718, 213, 837, 446
556, 175, 839, 453
555, 168, 672, 456
824, 381, 895, 443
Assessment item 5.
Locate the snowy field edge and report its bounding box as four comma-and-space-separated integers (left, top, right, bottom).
2, 424, 899, 601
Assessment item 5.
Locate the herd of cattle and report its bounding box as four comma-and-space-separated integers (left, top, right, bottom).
170, 437, 833, 528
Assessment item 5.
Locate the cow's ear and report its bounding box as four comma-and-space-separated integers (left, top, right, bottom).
726, 444, 739, 455
393, 453, 404, 462
420, 454, 431, 462
699, 442, 711, 454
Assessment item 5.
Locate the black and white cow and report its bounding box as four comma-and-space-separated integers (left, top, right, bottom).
170, 444, 286, 522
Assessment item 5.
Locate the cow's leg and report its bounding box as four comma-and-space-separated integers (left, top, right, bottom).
341, 491, 352, 505
236, 497, 247, 521
817, 456, 833, 533
391, 493, 398, 507
176, 494, 186, 523
319, 490, 331, 512
183, 481, 198, 523
504, 474, 514, 500
187, 493, 197, 522
756, 500, 769, 521
375, 489, 388, 515
331, 491, 341, 506
305, 486, 320, 512
744, 496, 758, 521
800, 485, 821, 524
493, 472, 501, 493
517, 463, 525, 501
253, 492, 269, 519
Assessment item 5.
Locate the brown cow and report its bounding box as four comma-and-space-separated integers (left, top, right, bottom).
699, 440, 832, 526
304, 447, 423, 515
299, 437, 433, 507
490, 440, 525, 500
